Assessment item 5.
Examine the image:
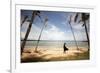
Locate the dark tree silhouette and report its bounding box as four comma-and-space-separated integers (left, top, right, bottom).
35, 17, 48, 52
21, 11, 41, 55
74, 13, 90, 48
69, 15, 79, 50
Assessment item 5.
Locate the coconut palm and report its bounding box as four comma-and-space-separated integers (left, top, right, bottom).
34, 17, 48, 52
68, 15, 79, 50
74, 13, 90, 48
21, 11, 41, 55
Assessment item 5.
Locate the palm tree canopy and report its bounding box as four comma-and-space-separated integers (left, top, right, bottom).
81, 13, 89, 26
74, 13, 89, 26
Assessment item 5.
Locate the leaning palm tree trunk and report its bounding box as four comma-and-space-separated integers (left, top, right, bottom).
34, 25, 44, 52
84, 21, 90, 49
74, 13, 90, 50
35, 18, 48, 52
68, 15, 79, 50
21, 12, 35, 55
69, 22, 79, 50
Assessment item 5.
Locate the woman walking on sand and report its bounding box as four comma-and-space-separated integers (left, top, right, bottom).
63, 43, 69, 53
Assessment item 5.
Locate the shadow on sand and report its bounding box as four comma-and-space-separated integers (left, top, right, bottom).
21, 49, 89, 63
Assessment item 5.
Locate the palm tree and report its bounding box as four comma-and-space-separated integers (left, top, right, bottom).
21, 11, 41, 55
74, 13, 90, 48
34, 17, 48, 52
68, 15, 79, 50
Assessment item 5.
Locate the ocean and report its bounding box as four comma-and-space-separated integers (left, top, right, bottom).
21, 40, 89, 49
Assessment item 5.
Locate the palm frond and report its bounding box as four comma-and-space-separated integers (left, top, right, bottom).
81, 13, 89, 22
74, 13, 79, 22
21, 16, 28, 26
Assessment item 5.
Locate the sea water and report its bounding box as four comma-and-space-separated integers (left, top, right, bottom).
21, 40, 88, 49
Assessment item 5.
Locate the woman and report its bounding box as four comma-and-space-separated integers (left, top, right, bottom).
63, 43, 69, 53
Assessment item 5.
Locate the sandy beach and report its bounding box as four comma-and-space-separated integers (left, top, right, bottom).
21, 47, 89, 63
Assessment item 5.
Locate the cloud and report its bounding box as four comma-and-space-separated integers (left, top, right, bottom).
21, 19, 87, 41
21, 22, 41, 40
74, 31, 87, 41
42, 25, 68, 40
21, 11, 89, 41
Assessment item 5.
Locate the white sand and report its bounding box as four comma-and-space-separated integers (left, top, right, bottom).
21, 47, 89, 62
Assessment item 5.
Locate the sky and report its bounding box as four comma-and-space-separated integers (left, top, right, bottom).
21, 10, 89, 41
